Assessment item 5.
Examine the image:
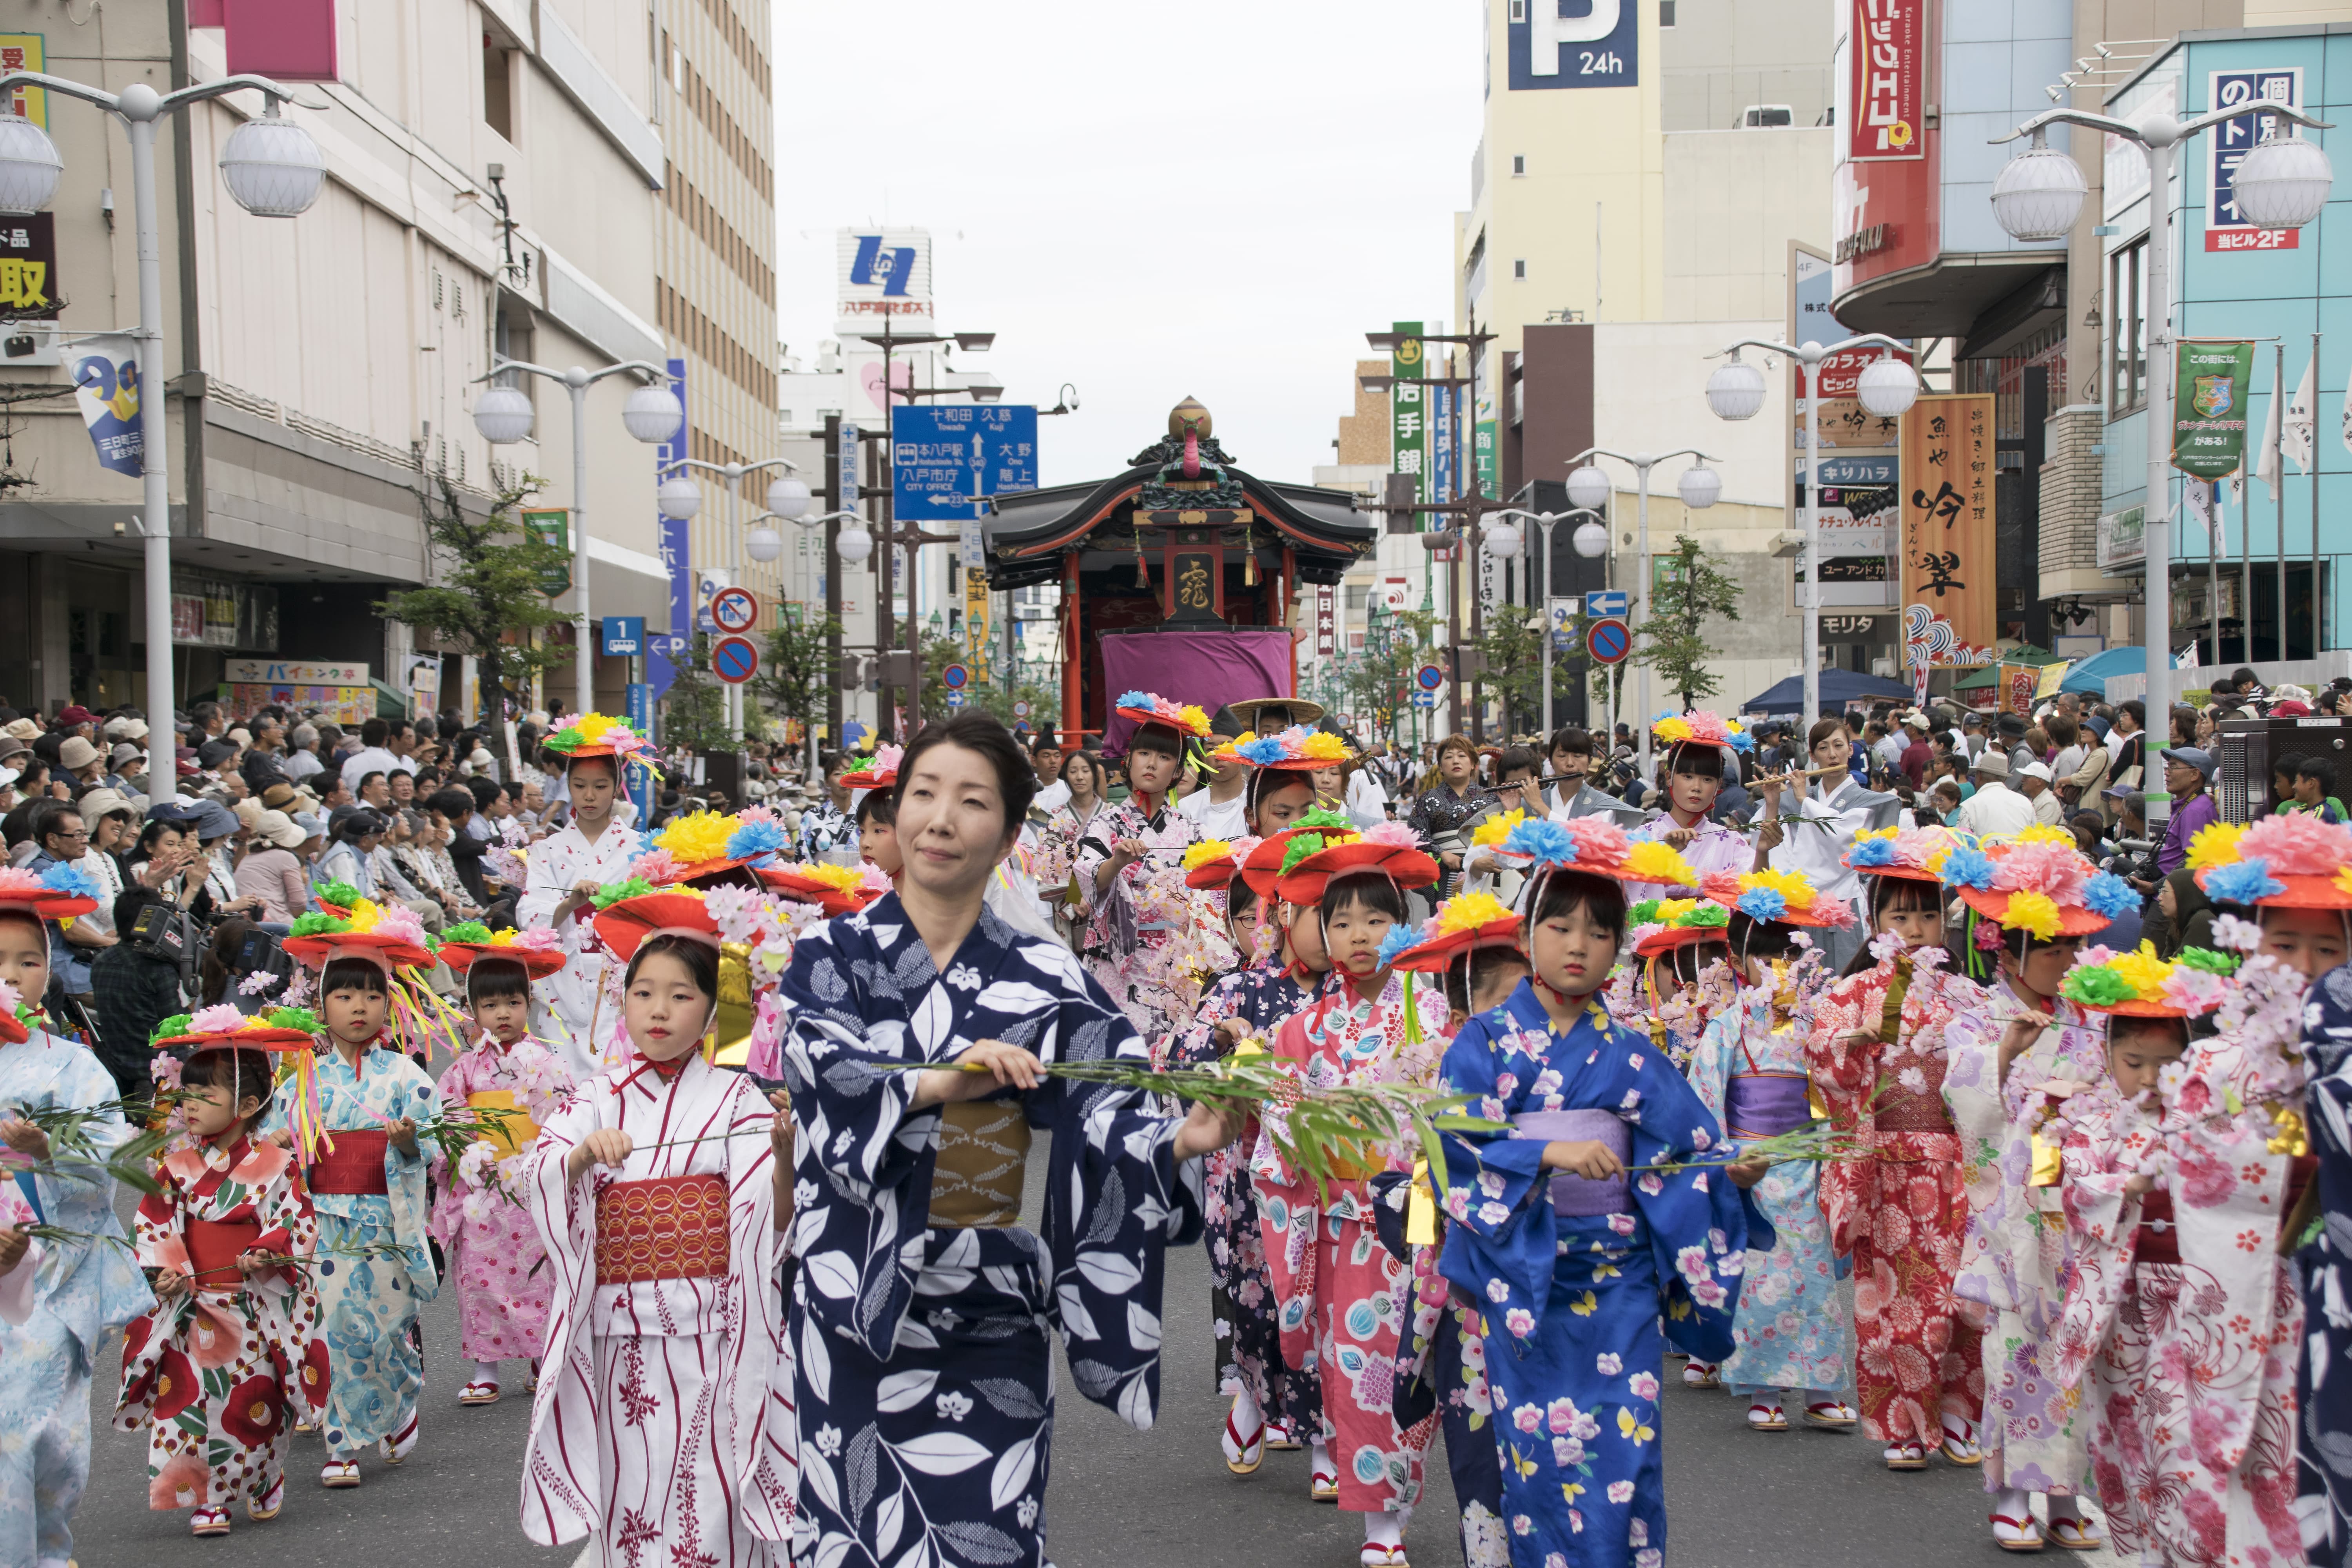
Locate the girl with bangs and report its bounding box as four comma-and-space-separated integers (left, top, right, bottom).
1432, 826, 1750, 1568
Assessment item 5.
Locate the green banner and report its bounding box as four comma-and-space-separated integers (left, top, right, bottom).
1390, 321, 1427, 505
522, 508, 571, 597
2172, 339, 2254, 479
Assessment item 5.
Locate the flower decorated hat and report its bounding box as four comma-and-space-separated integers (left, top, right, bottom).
0, 861, 102, 923
1240, 809, 1358, 900
283, 898, 437, 973
630, 809, 798, 887
2188, 814, 2352, 910
1937, 825, 2130, 939
1112, 690, 1213, 754
151, 1004, 323, 1055
1274, 820, 1438, 907
434, 922, 568, 980
1502, 815, 1700, 888
589, 878, 722, 961
756, 860, 891, 918
838, 741, 904, 792
1375, 889, 1523, 974
0, 976, 37, 1045
1652, 709, 1753, 769
543, 711, 658, 783
1627, 896, 1733, 957
1213, 725, 1353, 773
311, 878, 364, 920
2058, 941, 2237, 1018
1707, 867, 1857, 930
1182, 834, 1265, 892
1843, 824, 1965, 882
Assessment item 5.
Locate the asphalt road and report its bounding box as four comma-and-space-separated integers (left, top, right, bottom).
73, 1136, 2115, 1568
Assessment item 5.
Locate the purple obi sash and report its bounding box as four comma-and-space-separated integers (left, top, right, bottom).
1511, 1108, 1632, 1217
1725, 1072, 1811, 1141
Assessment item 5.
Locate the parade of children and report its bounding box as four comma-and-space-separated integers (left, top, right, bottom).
25, 698, 2352, 1568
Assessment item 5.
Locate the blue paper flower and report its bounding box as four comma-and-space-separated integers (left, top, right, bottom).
2204, 857, 2287, 907
2080, 871, 2137, 919
1115, 690, 1153, 711
1736, 887, 1788, 922
1238, 736, 1289, 766
1376, 924, 1424, 967
38, 860, 98, 900
1848, 836, 1898, 868
1502, 818, 1576, 866
1726, 728, 1755, 753
725, 820, 792, 864
1938, 844, 1996, 892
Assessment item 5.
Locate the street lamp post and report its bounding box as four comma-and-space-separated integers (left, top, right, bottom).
473, 358, 682, 717
1561, 449, 1725, 779
1987, 104, 2331, 835
1488, 506, 1606, 740
0, 72, 324, 733
655, 457, 807, 739
1705, 336, 1913, 742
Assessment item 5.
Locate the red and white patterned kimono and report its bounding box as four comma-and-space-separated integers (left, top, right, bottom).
429, 1033, 573, 1366
1809, 951, 1986, 1448
1252, 968, 1448, 1514
2051, 1036, 2308, 1565
521, 1052, 794, 1565
114, 1135, 330, 1515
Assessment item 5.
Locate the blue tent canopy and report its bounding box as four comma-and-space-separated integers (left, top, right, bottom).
1740, 667, 1918, 716
2059, 645, 2142, 695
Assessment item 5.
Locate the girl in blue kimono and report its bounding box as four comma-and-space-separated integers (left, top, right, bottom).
780, 712, 1237, 1568
1436, 835, 1751, 1568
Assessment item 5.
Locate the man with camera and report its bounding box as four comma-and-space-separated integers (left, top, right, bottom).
87, 886, 184, 1096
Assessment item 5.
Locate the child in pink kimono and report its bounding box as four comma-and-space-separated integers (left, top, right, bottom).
431, 935, 573, 1406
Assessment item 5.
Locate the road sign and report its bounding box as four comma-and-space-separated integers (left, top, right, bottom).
1586, 617, 1632, 665
1012, 700, 1031, 719
1584, 590, 1629, 618
710, 586, 758, 634
891, 405, 1040, 521
1410, 691, 1438, 709
1414, 663, 1445, 692
941, 663, 969, 691
710, 634, 759, 685
601, 616, 644, 657
945, 691, 967, 710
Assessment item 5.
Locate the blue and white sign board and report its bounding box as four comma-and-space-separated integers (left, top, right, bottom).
945, 691, 966, 710
2207, 68, 2303, 250
1811, 454, 1899, 487
1415, 663, 1445, 692
625, 682, 654, 820
941, 663, 969, 691
891, 405, 1038, 522
711, 635, 759, 685
1411, 691, 1438, 710
1548, 595, 1580, 653
1508, 0, 1637, 91
695, 572, 732, 633
601, 616, 644, 657
710, 586, 758, 635
838, 422, 860, 506
1584, 590, 1628, 618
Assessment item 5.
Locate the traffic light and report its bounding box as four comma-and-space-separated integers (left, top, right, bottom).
838, 654, 864, 689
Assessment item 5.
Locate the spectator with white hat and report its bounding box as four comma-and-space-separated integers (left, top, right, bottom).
2012, 758, 2064, 826
1954, 749, 2036, 837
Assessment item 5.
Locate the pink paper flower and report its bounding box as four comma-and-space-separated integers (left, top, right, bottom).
1991, 839, 2091, 904
188, 1004, 247, 1036
1357, 820, 1421, 849
2240, 811, 2352, 875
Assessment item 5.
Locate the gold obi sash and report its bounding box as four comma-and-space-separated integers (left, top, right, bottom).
929, 1100, 1032, 1228
710, 941, 754, 1067
465, 1090, 539, 1158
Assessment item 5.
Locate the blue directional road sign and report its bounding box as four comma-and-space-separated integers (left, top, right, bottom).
891, 405, 1039, 521
601, 616, 644, 656
1410, 691, 1438, 709
1583, 590, 1628, 618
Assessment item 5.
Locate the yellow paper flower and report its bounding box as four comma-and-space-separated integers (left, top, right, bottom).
1740, 866, 1815, 909
1653, 716, 1694, 744
657, 811, 739, 867
1435, 889, 1515, 935
1471, 809, 1529, 848
2000, 890, 2061, 939
1855, 826, 1898, 844
1625, 840, 1699, 888
345, 898, 383, 933
1653, 898, 1698, 923
797, 863, 864, 892
2186, 820, 2248, 871
1300, 731, 1349, 761
2009, 824, 2078, 848
1182, 840, 1234, 871
2335, 866, 2352, 901
1177, 704, 1210, 736
2109, 940, 2172, 1000
488, 929, 520, 946
571, 711, 615, 744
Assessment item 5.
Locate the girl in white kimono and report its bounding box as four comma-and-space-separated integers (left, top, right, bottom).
518, 716, 654, 1081
521, 882, 797, 1567
1766, 718, 1904, 973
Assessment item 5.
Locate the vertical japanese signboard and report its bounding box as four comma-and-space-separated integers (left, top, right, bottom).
1315, 585, 1335, 658
0, 36, 45, 127
1849, 0, 1924, 160
1898, 394, 1998, 676
1390, 321, 1427, 505
2172, 339, 2255, 477
2207, 68, 2303, 251
964, 568, 990, 681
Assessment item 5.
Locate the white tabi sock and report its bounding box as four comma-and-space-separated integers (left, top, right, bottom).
1363, 1512, 1404, 1548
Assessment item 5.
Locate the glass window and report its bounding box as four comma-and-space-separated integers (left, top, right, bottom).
2108, 238, 2149, 416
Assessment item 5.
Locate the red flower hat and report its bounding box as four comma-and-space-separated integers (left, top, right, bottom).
757, 862, 887, 918
590, 886, 724, 962
1274, 822, 1438, 907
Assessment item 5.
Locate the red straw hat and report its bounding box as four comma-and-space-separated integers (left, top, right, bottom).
757, 863, 885, 918
436, 936, 567, 980
1239, 813, 1359, 900
1274, 826, 1439, 907
590, 887, 724, 962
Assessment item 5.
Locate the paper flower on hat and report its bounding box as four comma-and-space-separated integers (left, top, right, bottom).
313, 879, 364, 913
2060, 940, 2234, 1016
1300, 731, 1349, 761
1651, 710, 1751, 753
1737, 886, 1787, 921
1501, 817, 1576, 866
840, 744, 903, 787
1472, 810, 1530, 849
1183, 840, 1237, 873
1279, 834, 1335, 875
1992, 840, 2089, 905
37, 860, 97, 901
2008, 824, 2080, 849
657, 811, 738, 869
2082, 871, 2138, 919
1937, 844, 1997, 892
1112, 691, 1212, 738
441, 920, 494, 946
1998, 891, 2062, 940
1719, 867, 1853, 929
189, 1003, 247, 1035
590, 876, 664, 909
1237, 735, 1290, 765
1847, 833, 1901, 869
545, 711, 653, 760
2239, 811, 2352, 875
1436, 889, 1515, 934
1622, 839, 1700, 887
1357, 820, 1422, 850
2186, 821, 2249, 872
2204, 858, 2288, 905
724, 819, 793, 864
629, 848, 683, 885
1376, 923, 1424, 967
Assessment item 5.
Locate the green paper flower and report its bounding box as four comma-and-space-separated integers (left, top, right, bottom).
289, 911, 348, 939
2175, 946, 2240, 976
2060, 967, 2136, 1007
1278, 835, 1327, 876
314, 880, 363, 909
441, 920, 493, 946
148, 1012, 194, 1045
265, 1006, 319, 1034
591, 877, 658, 909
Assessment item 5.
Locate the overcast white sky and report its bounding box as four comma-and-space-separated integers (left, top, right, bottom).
771, 2, 1485, 487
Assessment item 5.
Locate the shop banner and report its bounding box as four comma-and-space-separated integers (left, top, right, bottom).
1899, 393, 1998, 671
2173, 339, 2255, 479
963, 567, 990, 680
68, 334, 141, 477
1849, 0, 1926, 161
1390, 320, 1428, 506
522, 509, 572, 597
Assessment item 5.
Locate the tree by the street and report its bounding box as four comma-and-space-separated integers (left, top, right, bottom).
1638, 533, 1742, 710
378, 474, 568, 776
754, 606, 845, 748
1470, 611, 1549, 740
661, 633, 734, 754
1338, 607, 1438, 750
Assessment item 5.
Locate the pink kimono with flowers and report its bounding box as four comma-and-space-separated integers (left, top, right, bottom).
430, 1034, 573, 1365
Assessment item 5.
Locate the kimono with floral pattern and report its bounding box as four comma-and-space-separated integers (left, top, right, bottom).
0, 1026, 152, 1568
2297, 962, 2352, 1566
780, 893, 1206, 1568
265, 1042, 439, 1459
428, 1033, 573, 1365
114, 1133, 329, 1515
1942, 980, 2107, 1495
1071, 799, 1203, 1049
1168, 957, 1319, 1432
2051, 1006, 2306, 1566
1252, 967, 1450, 1512
1808, 951, 1985, 1445
1688, 976, 1851, 1397
1436, 980, 1752, 1568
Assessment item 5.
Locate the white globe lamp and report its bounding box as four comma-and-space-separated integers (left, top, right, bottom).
656, 475, 702, 521
0, 114, 60, 217
218, 103, 325, 218
470, 385, 535, 445
766, 475, 812, 520
746, 526, 784, 564
1677, 463, 1722, 510
1706, 353, 1769, 421
1566, 464, 1612, 511
1855, 355, 1920, 418
2232, 131, 2334, 230
1482, 519, 1523, 557
837, 523, 875, 564
1990, 128, 2088, 242
620, 383, 684, 444
1571, 519, 1609, 559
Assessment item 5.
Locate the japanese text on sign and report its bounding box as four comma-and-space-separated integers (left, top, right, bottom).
2207, 69, 2303, 250
1899, 394, 1997, 669
1849, 0, 1924, 162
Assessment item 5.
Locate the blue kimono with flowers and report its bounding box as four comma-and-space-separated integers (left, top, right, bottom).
780, 893, 1205, 1568
1437, 980, 1750, 1568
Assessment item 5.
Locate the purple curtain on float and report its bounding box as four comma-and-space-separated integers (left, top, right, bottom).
1097, 629, 1293, 756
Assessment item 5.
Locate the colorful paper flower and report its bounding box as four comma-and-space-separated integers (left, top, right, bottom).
1503, 818, 1576, 866
1623, 840, 1699, 886
1472, 810, 1530, 849
656, 812, 737, 867
37, 860, 97, 900
2239, 810, 2352, 874
2059, 964, 2136, 1007
1183, 840, 1235, 872
2185, 820, 2248, 871
1938, 845, 1997, 892
1238, 735, 1289, 765
2204, 858, 2287, 906
2081, 871, 2137, 919
1300, 731, 1349, 761
1359, 820, 1422, 849
1376, 924, 1423, 966
1436, 890, 1516, 934
1735, 887, 1787, 921
725, 819, 792, 863
1999, 891, 2062, 940
1847, 834, 1898, 868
